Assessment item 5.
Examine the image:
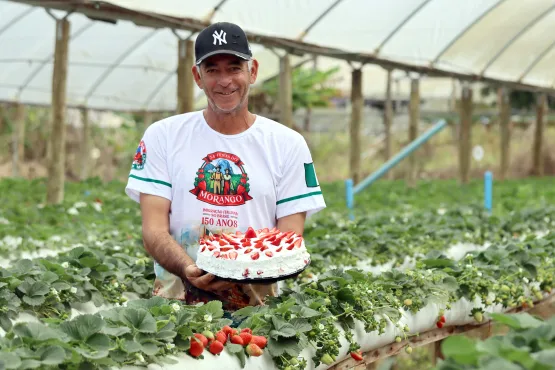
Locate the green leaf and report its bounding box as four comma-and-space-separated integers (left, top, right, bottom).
12, 322, 61, 341
226, 343, 243, 354
19, 359, 42, 369
478, 357, 522, 370
86, 333, 112, 351
156, 330, 176, 340
100, 326, 130, 337
51, 282, 71, 291
36, 345, 66, 365
532, 349, 555, 366
0, 314, 12, 332
141, 342, 159, 356
22, 295, 45, 306
289, 318, 312, 333
441, 336, 479, 365
196, 300, 224, 320
121, 340, 142, 353
291, 306, 321, 319
60, 314, 105, 341
489, 313, 543, 330
120, 308, 157, 333
336, 287, 356, 305
0, 352, 21, 369
79, 256, 100, 268
267, 337, 303, 357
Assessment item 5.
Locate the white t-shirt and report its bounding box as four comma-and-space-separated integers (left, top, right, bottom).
125, 110, 326, 304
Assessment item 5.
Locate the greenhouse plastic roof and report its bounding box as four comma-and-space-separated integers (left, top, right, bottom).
2, 0, 555, 112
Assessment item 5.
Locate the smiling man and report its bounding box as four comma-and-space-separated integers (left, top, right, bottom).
125, 22, 326, 316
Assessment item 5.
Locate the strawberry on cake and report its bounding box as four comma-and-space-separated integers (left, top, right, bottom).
195, 227, 311, 281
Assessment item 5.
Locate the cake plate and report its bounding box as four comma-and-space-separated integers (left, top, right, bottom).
201, 258, 311, 284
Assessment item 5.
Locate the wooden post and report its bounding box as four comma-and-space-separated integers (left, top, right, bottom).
12, 103, 25, 177
532, 93, 546, 176
498, 87, 511, 181
177, 39, 195, 114
47, 18, 70, 204
407, 77, 419, 187
384, 69, 393, 179
279, 54, 293, 128
459, 84, 473, 184
350, 68, 362, 184
143, 110, 153, 132
78, 107, 90, 181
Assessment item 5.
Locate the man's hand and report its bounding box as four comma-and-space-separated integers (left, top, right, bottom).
184, 264, 235, 292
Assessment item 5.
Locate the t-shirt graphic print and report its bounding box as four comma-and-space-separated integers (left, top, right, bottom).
125, 111, 326, 311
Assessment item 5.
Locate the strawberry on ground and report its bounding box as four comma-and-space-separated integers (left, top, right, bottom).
436, 321, 444, 328
246, 343, 263, 357
209, 340, 224, 355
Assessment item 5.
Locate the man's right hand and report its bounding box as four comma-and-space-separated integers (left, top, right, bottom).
184, 264, 235, 293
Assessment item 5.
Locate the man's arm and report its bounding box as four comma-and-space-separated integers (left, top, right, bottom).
276, 211, 307, 236
140, 193, 194, 279
140, 193, 234, 292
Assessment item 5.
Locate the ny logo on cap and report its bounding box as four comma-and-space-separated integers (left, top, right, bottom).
212, 30, 227, 45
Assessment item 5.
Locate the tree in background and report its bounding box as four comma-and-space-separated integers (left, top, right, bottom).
250, 66, 342, 131
480, 86, 555, 110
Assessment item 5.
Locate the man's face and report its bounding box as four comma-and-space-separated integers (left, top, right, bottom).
193, 54, 258, 114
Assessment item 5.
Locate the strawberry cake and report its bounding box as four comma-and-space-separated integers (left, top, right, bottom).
195, 227, 311, 281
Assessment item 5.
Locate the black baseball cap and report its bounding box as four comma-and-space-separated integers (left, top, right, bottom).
195, 22, 253, 65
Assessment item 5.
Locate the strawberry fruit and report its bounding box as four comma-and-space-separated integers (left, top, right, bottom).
215, 331, 227, 344
239, 332, 252, 345
251, 335, 267, 349
246, 343, 263, 357
350, 351, 363, 361
189, 336, 204, 357
231, 335, 244, 346
245, 227, 257, 239
209, 340, 224, 355
194, 333, 208, 347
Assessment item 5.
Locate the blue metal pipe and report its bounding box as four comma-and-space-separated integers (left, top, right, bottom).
353, 119, 447, 194
484, 171, 493, 213
345, 178, 355, 220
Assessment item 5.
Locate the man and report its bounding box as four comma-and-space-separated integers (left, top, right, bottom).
125, 22, 326, 314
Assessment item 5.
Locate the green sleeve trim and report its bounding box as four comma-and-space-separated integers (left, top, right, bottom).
129, 174, 172, 188
276, 191, 322, 205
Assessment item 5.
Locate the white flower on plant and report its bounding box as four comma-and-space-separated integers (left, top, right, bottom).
136, 353, 145, 363
112, 282, 119, 288
61, 262, 69, 269
318, 323, 325, 330
92, 202, 102, 212
519, 268, 523, 274
477, 272, 482, 277
70, 287, 77, 294
166, 343, 175, 350
50, 288, 58, 296
50, 235, 62, 242
324, 234, 330, 239
67, 207, 79, 216
0, 217, 9, 225
523, 277, 529, 284
114, 245, 122, 251
437, 208, 446, 215
171, 303, 181, 313
74, 202, 87, 208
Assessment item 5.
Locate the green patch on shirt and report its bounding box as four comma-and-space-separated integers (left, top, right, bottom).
304, 162, 319, 188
